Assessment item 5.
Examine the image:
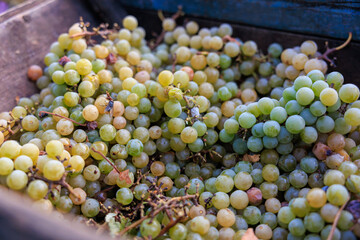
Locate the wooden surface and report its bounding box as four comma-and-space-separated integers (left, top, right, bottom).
118, 0, 360, 41
0, 0, 96, 112
0, 186, 112, 240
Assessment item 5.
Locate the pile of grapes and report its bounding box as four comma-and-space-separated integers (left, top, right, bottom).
0, 11, 359, 240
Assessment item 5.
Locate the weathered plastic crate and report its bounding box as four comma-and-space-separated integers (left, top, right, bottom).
0, 0, 359, 239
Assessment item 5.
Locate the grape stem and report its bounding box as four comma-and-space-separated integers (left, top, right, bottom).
223, 35, 241, 46
150, 6, 184, 50
28, 168, 80, 199
38, 111, 86, 126
69, 24, 115, 39
90, 147, 131, 185
156, 216, 183, 239
118, 194, 196, 236
327, 200, 348, 240
318, 32, 352, 67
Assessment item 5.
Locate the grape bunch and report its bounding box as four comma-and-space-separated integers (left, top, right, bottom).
0, 11, 359, 240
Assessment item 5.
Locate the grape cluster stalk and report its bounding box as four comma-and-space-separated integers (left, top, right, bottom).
0, 8, 359, 240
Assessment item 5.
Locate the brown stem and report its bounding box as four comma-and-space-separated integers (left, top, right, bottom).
4, 121, 22, 140
157, 10, 165, 21
172, 53, 177, 73
318, 32, 352, 67
91, 147, 131, 184
69, 29, 114, 39
150, 30, 166, 50
223, 35, 241, 46
30, 171, 80, 199
172, 6, 184, 20
156, 217, 183, 239
118, 205, 166, 236
39, 111, 86, 126
327, 200, 348, 240
150, 6, 184, 50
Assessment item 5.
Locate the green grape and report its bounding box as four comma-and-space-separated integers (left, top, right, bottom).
243, 206, 261, 225
316, 115, 335, 133
300, 126, 318, 144
304, 212, 325, 233
285, 100, 302, 115
27, 180, 48, 200
270, 107, 287, 124
285, 115, 305, 134
126, 139, 143, 157
258, 97, 275, 115
312, 80, 329, 97
310, 101, 326, 117
116, 188, 133, 205
339, 83, 359, 103
263, 120, 280, 137
288, 218, 306, 237
277, 206, 295, 224
0, 157, 14, 175
293, 76, 312, 91
344, 107, 360, 126
296, 87, 314, 105
326, 184, 349, 206
238, 112, 256, 129
6, 170, 28, 190
81, 198, 100, 217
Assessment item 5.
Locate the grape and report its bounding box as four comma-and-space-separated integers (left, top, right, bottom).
326, 184, 349, 206
344, 108, 360, 126
319, 88, 338, 106
339, 84, 359, 103
2, 15, 359, 239
238, 112, 256, 129
0, 157, 14, 175
285, 115, 305, 134
296, 87, 314, 105
263, 120, 281, 137
270, 107, 287, 124
243, 206, 261, 225
27, 180, 48, 200
6, 170, 28, 190
116, 188, 133, 205
190, 216, 210, 234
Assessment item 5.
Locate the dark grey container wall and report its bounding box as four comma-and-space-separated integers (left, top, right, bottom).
118, 0, 360, 41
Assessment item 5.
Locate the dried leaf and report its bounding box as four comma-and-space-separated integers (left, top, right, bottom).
87, 121, 98, 130
242, 228, 258, 240
58, 56, 71, 66
119, 169, 132, 185
106, 53, 117, 65
243, 153, 260, 163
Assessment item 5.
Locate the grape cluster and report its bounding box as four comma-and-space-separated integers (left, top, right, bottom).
0, 12, 359, 240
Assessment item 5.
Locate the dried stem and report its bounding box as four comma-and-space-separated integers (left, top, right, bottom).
29, 169, 80, 199
327, 200, 348, 240
223, 35, 241, 46
118, 194, 196, 236
70, 29, 114, 39
118, 205, 166, 236
172, 53, 177, 73
156, 217, 183, 239
91, 147, 131, 184
39, 111, 86, 126
4, 120, 22, 140
318, 32, 352, 67
150, 6, 184, 50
